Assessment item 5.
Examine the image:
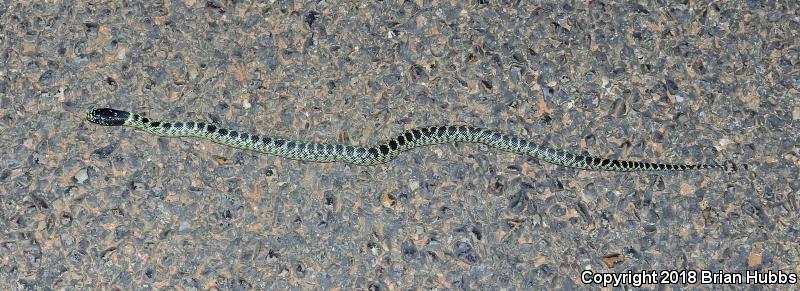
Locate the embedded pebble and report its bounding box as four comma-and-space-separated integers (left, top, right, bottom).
179, 220, 192, 232
408, 180, 419, 191
74, 168, 89, 184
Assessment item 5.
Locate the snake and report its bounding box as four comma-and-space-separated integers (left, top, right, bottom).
86, 108, 731, 172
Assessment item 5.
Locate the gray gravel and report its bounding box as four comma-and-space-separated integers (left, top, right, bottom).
1, 1, 798, 290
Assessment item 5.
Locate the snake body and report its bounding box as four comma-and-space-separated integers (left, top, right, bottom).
86, 108, 725, 172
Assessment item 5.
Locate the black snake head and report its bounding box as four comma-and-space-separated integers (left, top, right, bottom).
87, 108, 130, 126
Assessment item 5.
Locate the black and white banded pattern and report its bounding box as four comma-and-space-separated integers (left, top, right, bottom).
86, 108, 727, 172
